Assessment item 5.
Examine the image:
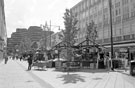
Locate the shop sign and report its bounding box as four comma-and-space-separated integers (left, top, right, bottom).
119, 48, 127, 52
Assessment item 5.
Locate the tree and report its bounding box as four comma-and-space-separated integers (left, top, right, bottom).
86, 20, 98, 68
63, 9, 79, 73
19, 37, 32, 53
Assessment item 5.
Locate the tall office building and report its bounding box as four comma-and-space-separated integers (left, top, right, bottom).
0, 0, 7, 60
8, 26, 54, 53
28, 26, 43, 42
16, 28, 28, 38
71, 0, 135, 52
8, 28, 27, 53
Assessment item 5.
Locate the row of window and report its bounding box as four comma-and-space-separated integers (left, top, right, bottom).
73, 0, 134, 17
79, 9, 135, 30
98, 22, 135, 39
77, 4, 135, 26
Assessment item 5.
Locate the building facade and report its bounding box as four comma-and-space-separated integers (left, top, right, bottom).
27, 26, 43, 42
71, 0, 135, 52
8, 28, 27, 53
0, 0, 7, 60
8, 26, 54, 53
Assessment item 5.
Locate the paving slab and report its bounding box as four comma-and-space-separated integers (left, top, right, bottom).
18, 60, 135, 88
0, 60, 54, 88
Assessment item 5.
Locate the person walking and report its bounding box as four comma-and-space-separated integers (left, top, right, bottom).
4, 55, 8, 64
27, 51, 33, 70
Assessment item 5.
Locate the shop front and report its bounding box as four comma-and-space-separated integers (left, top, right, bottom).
104, 41, 135, 69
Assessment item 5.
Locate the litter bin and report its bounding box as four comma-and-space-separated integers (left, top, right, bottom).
130, 60, 135, 76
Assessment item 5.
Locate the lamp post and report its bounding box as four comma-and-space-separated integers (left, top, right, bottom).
40, 24, 47, 51
109, 0, 114, 70
49, 24, 60, 48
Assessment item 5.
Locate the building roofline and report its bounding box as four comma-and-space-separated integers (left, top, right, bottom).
71, 0, 83, 10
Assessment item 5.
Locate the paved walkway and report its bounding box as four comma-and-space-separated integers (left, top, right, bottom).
0, 59, 135, 88
18, 60, 135, 88
0, 59, 54, 88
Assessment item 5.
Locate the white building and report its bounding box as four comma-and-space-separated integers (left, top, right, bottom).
0, 0, 7, 59
71, 0, 135, 52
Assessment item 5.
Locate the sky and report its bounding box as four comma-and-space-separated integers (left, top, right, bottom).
4, 0, 81, 37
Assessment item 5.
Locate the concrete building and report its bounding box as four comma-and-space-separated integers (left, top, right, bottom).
0, 0, 7, 60
16, 28, 28, 38
71, 0, 135, 53
27, 26, 43, 42
7, 28, 27, 53
8, 26, 54, 53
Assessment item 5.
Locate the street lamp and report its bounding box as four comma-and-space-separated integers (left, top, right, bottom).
49, 24, 60, 48
40, 24, 47, 51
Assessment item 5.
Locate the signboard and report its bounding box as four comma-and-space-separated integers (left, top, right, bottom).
119, 48, 127, 52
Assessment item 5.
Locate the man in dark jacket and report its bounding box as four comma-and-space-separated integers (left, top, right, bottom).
27, 51, 33, 70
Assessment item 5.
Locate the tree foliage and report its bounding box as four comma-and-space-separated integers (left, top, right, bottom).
63, 9, 79, 45
19, 37, 32, 53
62, 9, 79, 61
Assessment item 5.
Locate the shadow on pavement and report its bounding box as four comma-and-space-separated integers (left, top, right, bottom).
57, 74, 85, 84
78, 69, 110, 73
92, 77, 103, 80
53, 68, 111, 73
32, 69, 47, 71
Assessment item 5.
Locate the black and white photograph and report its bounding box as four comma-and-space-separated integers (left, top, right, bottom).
0, 0, 135, 88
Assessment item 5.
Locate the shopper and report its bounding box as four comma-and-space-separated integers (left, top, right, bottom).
27, 51, 33, 70
4, 55, 8, 64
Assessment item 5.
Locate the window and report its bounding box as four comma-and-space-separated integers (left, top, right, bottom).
119, 8, 121, 14
115, 2, 120, 8
103, 8, 108, 13
116, 28, 122, 35
98, 30, 103, 39
87, 0, 89, 7
116, 9, 118, 16
123, 13, 129, 20
131, 3, 135, 17
104, 29, 109, 38
123, 25, 130, 34
122, 0, 129, 5
131, 11, 135, 17
98, 22, 102, 28
116, 16, 121, 23
131, 23, 135, 33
